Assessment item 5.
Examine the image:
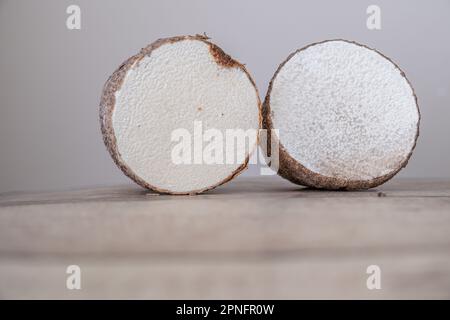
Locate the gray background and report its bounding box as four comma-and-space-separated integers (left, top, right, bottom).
0, 0, 449, 193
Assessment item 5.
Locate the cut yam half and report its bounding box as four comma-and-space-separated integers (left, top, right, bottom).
100, 35, 261, 194
263, 39, 420, 190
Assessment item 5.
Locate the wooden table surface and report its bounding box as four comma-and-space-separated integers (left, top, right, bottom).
1, 176, 449, 299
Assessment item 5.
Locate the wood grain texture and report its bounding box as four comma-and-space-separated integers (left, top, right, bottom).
0, 177, 449, 299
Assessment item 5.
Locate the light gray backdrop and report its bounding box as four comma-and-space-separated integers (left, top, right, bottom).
0, 0, 449, 192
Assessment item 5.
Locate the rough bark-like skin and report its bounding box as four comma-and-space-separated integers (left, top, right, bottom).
263, 39, 420, 190
100, 35, 262, 195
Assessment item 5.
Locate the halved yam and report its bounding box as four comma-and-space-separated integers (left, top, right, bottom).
100, 35, 261, 194
263, 40, 420, 190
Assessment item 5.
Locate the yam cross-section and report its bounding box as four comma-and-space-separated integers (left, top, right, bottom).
263, 39, 420, 190
100, 35, 261, 194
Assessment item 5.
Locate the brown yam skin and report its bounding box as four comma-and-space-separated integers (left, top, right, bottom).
262, 39, 420, 190
100, 35, 262, 195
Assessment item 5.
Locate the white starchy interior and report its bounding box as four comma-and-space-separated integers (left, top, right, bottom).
270, 40, 419, 181
113, 39, 259, 193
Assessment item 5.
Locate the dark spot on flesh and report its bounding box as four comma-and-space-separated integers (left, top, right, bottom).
208, 44, 240, 68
